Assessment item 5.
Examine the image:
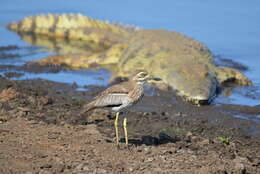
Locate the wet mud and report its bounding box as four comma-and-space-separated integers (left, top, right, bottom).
0, 45, 260, 173
0, 74, 259, 173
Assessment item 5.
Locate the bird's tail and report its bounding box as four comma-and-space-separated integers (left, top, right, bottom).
79, 102, 96, 115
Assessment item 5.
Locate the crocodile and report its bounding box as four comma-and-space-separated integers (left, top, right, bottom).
6, 13, 252, 104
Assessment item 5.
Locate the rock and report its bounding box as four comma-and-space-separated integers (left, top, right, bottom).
233, 157, 248, 173
144, 157, 154, 163
199, 139, 210, 146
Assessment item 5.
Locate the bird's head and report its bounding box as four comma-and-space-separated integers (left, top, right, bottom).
131, 70, 161, 85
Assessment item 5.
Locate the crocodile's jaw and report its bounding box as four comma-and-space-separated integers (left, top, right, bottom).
178, 89, 217, 105
161, 69, 218, 105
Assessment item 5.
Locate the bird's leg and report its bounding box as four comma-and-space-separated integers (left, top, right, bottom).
123, 117, 128, 146
114, 112, 119, 147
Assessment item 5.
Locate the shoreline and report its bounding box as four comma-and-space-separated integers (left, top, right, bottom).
0, 76, 259, 173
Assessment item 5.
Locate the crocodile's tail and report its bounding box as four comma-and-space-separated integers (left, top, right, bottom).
6, 13, 132, 46
215, 67, 252, 86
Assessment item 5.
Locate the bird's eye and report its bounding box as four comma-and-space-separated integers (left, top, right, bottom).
138, 72, 147, 78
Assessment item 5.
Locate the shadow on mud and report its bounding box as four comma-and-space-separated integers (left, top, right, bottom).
119, 132, 180, 146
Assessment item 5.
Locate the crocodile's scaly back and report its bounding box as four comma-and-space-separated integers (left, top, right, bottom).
7, 14, 132, 48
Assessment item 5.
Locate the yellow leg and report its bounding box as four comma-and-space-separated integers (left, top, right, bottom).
114, 112, 119, 147
123, 117, 128, 146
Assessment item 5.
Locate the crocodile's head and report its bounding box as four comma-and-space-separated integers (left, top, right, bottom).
119, 62, 218, 105
117, 30, 219, 104
165, 69, 218, 105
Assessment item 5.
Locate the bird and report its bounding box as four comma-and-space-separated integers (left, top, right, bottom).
80, 70, 160, 147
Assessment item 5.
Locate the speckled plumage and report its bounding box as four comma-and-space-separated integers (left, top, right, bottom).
82, 72, 145, 113
80, 70, 151, 147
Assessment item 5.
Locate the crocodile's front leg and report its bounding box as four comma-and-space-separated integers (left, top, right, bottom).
214, 66, 252, 86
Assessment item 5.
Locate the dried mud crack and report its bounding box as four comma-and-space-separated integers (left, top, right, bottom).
0, 76, 259, 174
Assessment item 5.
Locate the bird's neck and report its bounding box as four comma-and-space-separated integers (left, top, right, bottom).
136, 81, 145, 86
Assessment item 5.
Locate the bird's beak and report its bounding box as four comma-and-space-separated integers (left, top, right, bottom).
147, 77, 162, 83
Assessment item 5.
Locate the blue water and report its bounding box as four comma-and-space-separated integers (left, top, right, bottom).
0, 69, 110, 87
233, 114, 260, 123
0, 0, 259, 106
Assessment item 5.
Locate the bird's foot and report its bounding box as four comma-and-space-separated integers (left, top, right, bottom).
115, 143, 120, 150
124, 144, 134, 152
114, 142, 133, 151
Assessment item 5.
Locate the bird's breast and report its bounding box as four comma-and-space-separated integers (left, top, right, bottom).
128, 85, 144, 103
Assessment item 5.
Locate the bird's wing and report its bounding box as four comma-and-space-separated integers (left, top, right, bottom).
81, 93, 129, 114
81, 82, 133, 113
98, 81, 132, 96
86, 81, 134, 108
92, 93, 129, 107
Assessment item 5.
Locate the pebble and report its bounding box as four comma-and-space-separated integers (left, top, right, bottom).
144, 157, 154, 163
176, 112, 183, 117
234, 157, 247, 172
199, 139, 210, 146
143, 147, 150, 152
82, 166, 89, 171
186, 131, 193, 137
128, 167, 134, 172
235, 162, 245, 172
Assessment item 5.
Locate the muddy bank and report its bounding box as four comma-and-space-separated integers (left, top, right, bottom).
0, 76, 259, 173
